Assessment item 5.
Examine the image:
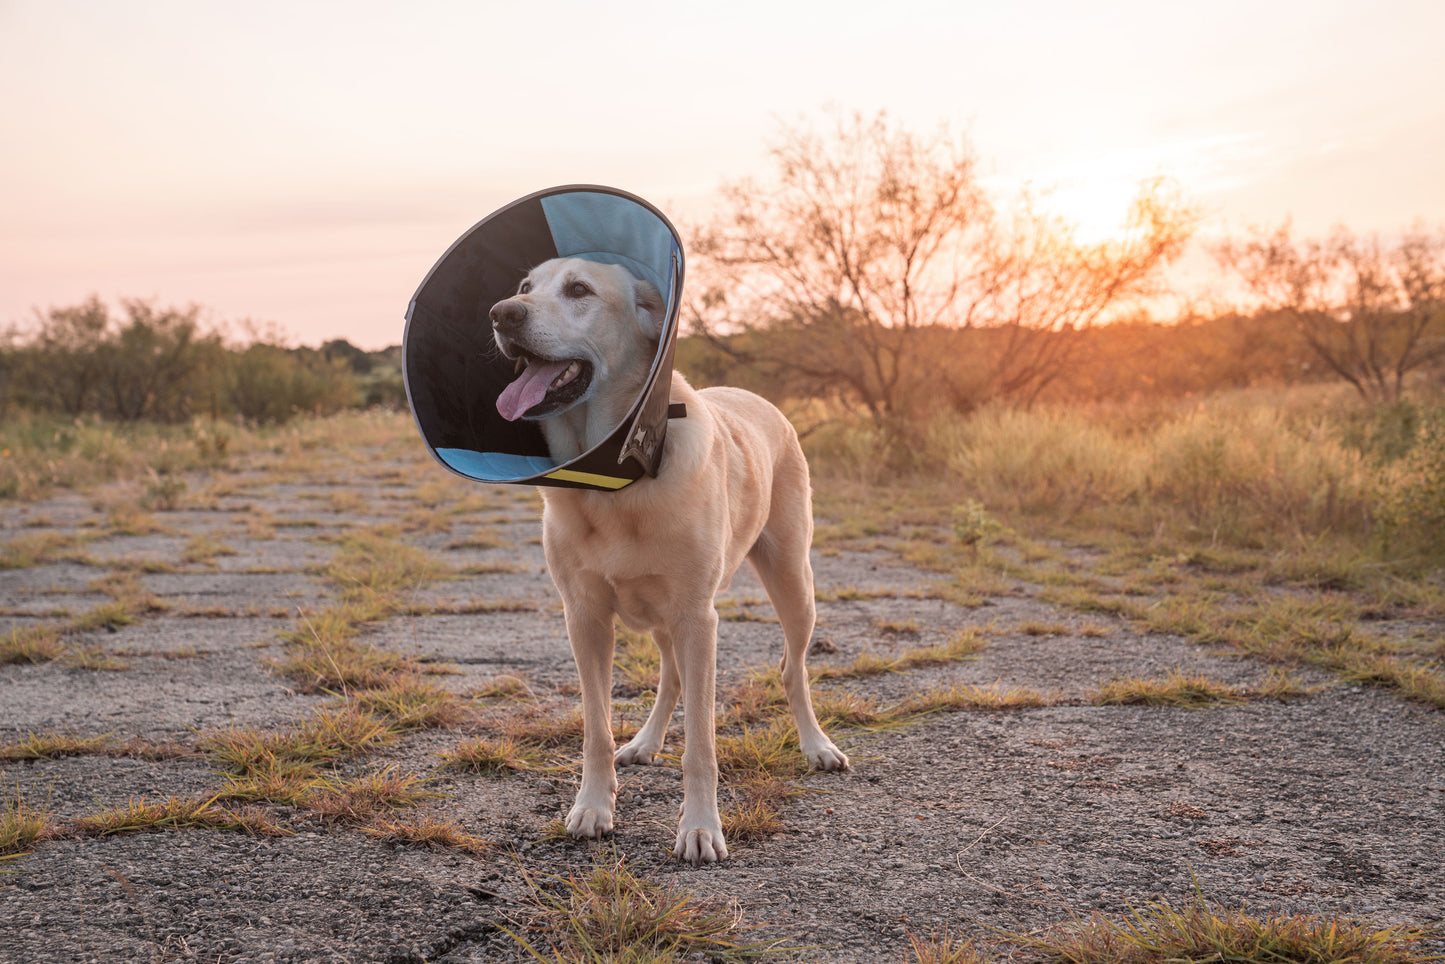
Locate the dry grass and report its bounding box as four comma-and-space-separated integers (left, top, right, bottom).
181, 534, 238, 566
0, 627, 64, 665
906, 930, 990, 964
1092, 670, 1248, 708
197, 704, 396, 776
615, 624, 660, 692
1012, 893, 1442, 964
348, 677, 471, 730
358, 815, 491, 855
1, 793, 56, 857
507, 852, 770, 963
71, 796, 292, 838
472, 674, 536, 701
0, 731, 119, 761
900, 682, 1052, 715
438, 735, 542, 775
303, 766, 439, 824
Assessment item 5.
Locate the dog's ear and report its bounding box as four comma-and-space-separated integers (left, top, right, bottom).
634, 279, 664, 341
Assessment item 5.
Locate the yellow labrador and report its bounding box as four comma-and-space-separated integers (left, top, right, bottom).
489, 257, 849, 864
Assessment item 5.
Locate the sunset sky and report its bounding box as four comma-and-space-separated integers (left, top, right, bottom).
3, 0, 1443, 349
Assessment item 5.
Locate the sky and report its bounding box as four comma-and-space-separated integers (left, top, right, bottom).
2, 0, 1443, 349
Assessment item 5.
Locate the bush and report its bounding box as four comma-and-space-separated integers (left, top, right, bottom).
225, 345, 360, 424
1376, 411, 1445, 561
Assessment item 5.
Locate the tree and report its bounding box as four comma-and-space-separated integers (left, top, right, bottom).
25, 295, 110, 415
688, 111, 1196, 428
1216, 223, 1445, 403
96, 300, 215, 422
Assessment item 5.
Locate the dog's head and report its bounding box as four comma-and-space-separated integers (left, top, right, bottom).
489, 257, 664, 423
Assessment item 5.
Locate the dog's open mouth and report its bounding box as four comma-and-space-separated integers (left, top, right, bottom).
496, 351, 594, 421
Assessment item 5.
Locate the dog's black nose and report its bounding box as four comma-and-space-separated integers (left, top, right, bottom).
490, 300, 527, 332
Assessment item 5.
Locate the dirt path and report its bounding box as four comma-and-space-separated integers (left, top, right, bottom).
2, 434, 1442, 962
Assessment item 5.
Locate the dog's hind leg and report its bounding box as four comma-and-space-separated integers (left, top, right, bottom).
561, 597, 619, 839
750, 522, 850, 773
616, 628, 679, 766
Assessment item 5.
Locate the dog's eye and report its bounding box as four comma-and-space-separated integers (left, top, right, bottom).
518, 281, 532, 294
565, 281, 591, 298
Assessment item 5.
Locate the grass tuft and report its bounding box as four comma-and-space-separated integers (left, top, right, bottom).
438, 735, 541, 775
72, 795, 292, 837
1092, 669, 1247, 708
348, 677, 471, 730
303, 766, 439, 824
906, 929, 991, 964
0, 627, 64, 665
508, 851, 769, 962
900, 682, 1051, 715
1, 793, 56, 857
358, 815, 491, 855
1014, 893, 1441, 964
0, 731, 119, 761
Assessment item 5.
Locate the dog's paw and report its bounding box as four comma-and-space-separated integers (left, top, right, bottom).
565, 804, 614, 840
673, 824, 728, 866
804, 739, 850, 772
614, 738, 659, 767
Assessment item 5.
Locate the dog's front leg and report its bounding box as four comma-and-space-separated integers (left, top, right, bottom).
563, 601, 618, 839
672, 606, 727, 865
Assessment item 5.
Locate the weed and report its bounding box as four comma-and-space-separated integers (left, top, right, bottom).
181, 534, 238, 566
304, 766, 439, 824
350, 677, 471, 730
445, 527, 510, 550
214, 771, 320, 807
501, 706, 588, 751
615, 624, 660, 692
141, 472, 188, 511
324, 529, 449, 608
0, 532, 87, 569
0, 627, 64, 665
0, 731, 118, 761
508, 852, 768, 962
358, 815, 490, 855
1092, 670, 1247, 708
1, 793, 55, 856
906, 929, 990, 964
1019, 621, 1070, 636
271, 619, 415, 693
66, 602, 137, 634
816, 585, 899, 602
439, 735, 541, 775
64, 647, 129, 671
198, 705, 395, 775
716, 718, 808, 779
473, 675, 536, 701
1012, 893, 1440, 964
876, 617, 922, 635
720, 774, 800, 844
72, 796, 291, 837
900, 683, 1051, 715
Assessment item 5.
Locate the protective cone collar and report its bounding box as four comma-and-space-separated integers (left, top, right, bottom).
403, 185, 684, 492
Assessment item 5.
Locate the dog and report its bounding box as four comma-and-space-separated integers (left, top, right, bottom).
489, 256, 849, 864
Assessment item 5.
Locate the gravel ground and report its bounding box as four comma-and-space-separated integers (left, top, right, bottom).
2, 446, 1442, 963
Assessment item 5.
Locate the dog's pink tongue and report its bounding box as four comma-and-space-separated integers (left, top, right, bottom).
496, 359, 571, 421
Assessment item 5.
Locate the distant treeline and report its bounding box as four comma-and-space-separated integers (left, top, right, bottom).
5, 294, 1443, 427
0, 296, 405, 424
677, 308, 1445, 416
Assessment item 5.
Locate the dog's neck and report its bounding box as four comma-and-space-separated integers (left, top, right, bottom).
538, 366, 651, 464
